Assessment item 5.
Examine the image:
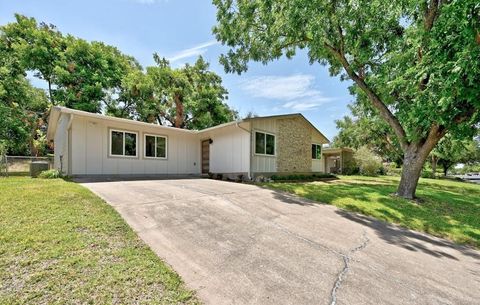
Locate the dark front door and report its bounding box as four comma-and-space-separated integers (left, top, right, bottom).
201, 140, 210, 174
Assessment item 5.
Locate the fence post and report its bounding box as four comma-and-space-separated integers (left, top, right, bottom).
0, 153, 7, 177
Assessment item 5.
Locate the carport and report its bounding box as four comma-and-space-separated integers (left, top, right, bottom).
322, 147, 354, 174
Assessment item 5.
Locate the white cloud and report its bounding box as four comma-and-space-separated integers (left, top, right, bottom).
167, 40, 218, 62
240, 74, 335, 111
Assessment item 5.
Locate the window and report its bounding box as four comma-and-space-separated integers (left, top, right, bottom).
110, 129, 137, 157
312, 144, 322, 159
255, 131, 275, 156
144, 134, 167, 159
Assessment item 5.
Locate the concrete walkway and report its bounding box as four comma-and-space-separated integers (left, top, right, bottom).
79, 178, 480, 305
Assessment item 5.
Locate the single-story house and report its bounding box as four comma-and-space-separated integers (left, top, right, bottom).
47, 106, 330, 179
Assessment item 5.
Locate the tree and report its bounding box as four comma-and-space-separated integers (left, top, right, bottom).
0, 25, 50, 156
54, 37, 140, 113
433, 134, 480, 176
139, 55, 237, 129
1, 14, 65, 104
213, 0, 480, 199
333, 102, 403, 165
105, 68, 152, 119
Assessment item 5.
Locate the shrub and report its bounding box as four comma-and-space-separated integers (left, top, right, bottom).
38, 169, 64, 179
342, 159, 359, 175
353, 146, 383, 176
270, 173, 336, 181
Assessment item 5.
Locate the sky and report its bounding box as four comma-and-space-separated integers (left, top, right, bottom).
0, 0, 354, 140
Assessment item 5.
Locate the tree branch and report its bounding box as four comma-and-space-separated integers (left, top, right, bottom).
324, 43, 409, 151
424, 0, 443, 31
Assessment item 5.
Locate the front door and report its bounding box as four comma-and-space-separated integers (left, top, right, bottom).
201, 140, 210, 174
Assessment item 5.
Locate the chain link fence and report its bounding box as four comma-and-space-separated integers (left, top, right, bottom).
1, 156, 54, 176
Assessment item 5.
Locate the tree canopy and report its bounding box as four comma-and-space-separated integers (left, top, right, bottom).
213, 0, 480, 198
333, 102, 403, 165
137, 55, 237, 129
0, 14, 237, 155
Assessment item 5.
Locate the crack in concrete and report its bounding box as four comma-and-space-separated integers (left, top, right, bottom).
330, 230, 370, 305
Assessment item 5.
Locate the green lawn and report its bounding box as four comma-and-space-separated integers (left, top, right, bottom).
0, 177, 198, 305
266, 175, 480, 248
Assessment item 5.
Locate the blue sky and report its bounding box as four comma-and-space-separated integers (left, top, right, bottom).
0, 0, 353, 140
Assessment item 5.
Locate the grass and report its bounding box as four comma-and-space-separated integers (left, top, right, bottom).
265, 175, 480, 248
0, 177, 199, 305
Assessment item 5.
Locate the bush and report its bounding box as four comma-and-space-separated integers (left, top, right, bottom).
421, 170, 436, 179
38, 169, 64, 179
353, 146, 383, 176
270, 173, 336, 181
342, 159, 359, 175
385, 163, 401, 176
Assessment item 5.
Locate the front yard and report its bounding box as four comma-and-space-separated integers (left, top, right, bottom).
266, 175, 480, 248
0, 177, 198, 305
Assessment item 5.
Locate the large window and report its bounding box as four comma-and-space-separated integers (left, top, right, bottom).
312, 144, 322, 159
110, 129, 137, 157
255, 131, 275, 156
144, 134, 167, 159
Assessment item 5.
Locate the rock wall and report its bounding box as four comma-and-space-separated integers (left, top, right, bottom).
276, 117, 311, 172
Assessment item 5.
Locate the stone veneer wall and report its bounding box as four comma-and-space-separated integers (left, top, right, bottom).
276, 117, 311, 172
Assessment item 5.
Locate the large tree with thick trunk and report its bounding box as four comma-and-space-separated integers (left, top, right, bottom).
138, 55, 238, 130
213, 0, 480, 199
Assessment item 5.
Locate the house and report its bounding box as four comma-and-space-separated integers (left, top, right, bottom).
47, 106, 330, 179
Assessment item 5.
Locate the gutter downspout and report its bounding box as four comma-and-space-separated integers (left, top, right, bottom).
235, 121, 252, 180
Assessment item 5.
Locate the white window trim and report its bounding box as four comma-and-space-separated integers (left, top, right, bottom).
312, 143, 322, 160
143, 133, 168, 159
109, 129, 138, 158
254, 130, 276, 157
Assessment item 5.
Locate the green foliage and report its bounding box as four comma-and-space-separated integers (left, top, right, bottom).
353, 146, 383, 176
333, 103, 403, 164
270, 173, 336, 181
453, 163, 480, 175
37, 168, 63, 179
213, 0, 480, 198
138, 55, 238, 129
0, 13, 237, 157
54, 37, 140, 113
342, 159, 359, 175
433, 134, 480, 175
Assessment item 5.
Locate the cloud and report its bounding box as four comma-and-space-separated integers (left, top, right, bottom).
240, 74, 335, 111
167, 40, 218, 62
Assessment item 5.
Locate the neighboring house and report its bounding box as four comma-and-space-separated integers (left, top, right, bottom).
47, 106, 329, 178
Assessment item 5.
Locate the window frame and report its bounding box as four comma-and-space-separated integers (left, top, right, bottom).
143, 133, 168, 159
109, 128, 138, 158
254, 131, 276, 156
312, 143, 322, 160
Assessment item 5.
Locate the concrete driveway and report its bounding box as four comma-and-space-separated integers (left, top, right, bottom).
79, 178, 480, 305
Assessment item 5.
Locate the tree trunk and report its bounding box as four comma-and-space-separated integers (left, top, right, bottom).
431, 155, 437, 178
397, 146, 428, 199
48, 80, 55, 105
173, 93, 184, 128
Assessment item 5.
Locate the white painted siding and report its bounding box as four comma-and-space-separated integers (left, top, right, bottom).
312, 134, 325, 172
312, 159, 325, 172
69, 116, 200, 175
251, 119, 277, 173
53, 113, 71, 173
200, 122, 250, 175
